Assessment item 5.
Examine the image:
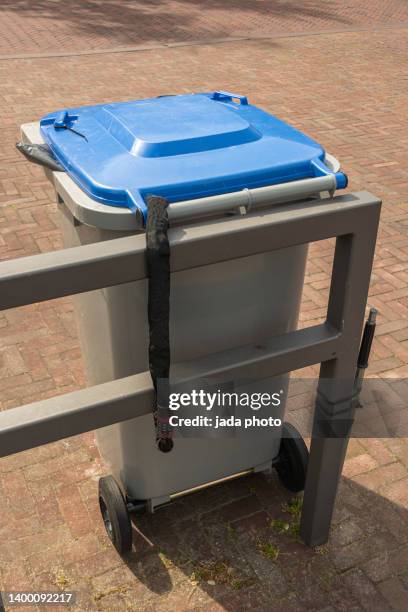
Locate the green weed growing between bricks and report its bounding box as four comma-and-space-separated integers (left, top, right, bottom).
270, 495, 303, 539
93, 585, 129, 603
190, 559, 255, 590
257, 541, 280, 561
54, 569, 70, 590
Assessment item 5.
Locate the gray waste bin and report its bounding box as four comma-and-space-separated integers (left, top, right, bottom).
58, 204, 307, 500
21, 90, 348, 553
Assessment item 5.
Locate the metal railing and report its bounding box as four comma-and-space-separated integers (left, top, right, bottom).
0, 190, 381, 547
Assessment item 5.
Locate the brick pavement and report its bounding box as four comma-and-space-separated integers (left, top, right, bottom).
0, 8, 408, 612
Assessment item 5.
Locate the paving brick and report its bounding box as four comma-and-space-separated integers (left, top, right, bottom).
331, 520, 364, 548
359, 438, 395, 465
378, 577, 408, 612
1, 469, 35, 519
352, 462, 407, 493
343, 453, 379, 478
346, 439, 367, 459
332, 536, 388, 573
27, 532, 102, 576
1, 559, 32, 592
363, 552, 394, 583
56, 483, 95, 539
381, 478, 408, 507
385, 439, 408, 468
91, 565, 150, 604
363, 546, 408, 583
343, 569, 390, 612
65, 549, 123, 583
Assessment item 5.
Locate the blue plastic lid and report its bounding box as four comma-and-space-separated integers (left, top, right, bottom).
40, 91, 346, 224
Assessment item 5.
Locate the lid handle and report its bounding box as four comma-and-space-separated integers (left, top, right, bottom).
54, 110, 70, 128
211, 91, 249, 105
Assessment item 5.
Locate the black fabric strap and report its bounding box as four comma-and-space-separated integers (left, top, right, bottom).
146, 195, 173, 453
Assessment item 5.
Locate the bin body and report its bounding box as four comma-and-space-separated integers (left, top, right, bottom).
33, 92, 347, 505
58, 203, 308, 502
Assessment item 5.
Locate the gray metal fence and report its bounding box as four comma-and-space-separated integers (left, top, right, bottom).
0, 190, 381, 546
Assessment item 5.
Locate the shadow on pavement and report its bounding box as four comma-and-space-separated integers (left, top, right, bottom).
0, 0, 351, 47
123, 469, 407, 609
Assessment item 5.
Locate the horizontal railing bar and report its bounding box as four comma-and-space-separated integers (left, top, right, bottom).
0, 191, 380, 311
0, 371, 153, 460
0, 232, 146, 311
171, 323, 341, 383
0, 324, 340, 458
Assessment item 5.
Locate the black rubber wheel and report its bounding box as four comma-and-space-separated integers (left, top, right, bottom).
275, 422, 309, 493
98, 475, 132, 554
